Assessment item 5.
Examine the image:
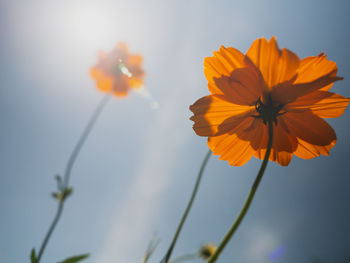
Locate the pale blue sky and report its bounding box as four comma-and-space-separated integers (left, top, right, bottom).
1, 0, 350, 262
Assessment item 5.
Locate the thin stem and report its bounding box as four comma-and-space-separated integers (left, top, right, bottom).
206, 120, 274, 263
169, 253, 197, 263
161, 150, 212, 263
36, 94, 111, 263
63, 94, 111, 188
36, 202, 64, 262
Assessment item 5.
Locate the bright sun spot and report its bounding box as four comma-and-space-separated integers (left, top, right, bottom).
69, 3, 116, 47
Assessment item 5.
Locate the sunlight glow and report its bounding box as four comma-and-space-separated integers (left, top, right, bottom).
70, 3, 116, 47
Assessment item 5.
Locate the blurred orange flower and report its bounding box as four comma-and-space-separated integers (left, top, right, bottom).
90, 43, 144, 97
190, 37, 349, 166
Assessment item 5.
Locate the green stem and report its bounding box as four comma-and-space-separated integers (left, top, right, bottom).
36, 94, 110, 263
36, 202, 63, 262
63, 94, 111, 188
206, 120, 274, 263
161, 150, 212, 263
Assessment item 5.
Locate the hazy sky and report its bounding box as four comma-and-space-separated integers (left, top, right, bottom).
1, 0, 350, 263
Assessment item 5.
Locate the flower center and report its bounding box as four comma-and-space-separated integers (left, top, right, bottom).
255, 97, 284, 124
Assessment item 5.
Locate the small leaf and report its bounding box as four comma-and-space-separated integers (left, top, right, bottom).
52, 192, 60, 200
63, 187, 73, 199
57, 253, 89, 263
30, 248, 37, 263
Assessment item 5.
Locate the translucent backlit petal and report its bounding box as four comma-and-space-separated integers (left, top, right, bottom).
293, 138, 336, 159
213, 66, 263, 105
207, 117, 257, 166
271, 71, 342, 104
97, 77, 113, 92
282, 111, 336, 146
286, 91, 350, 118
295, 53, 338, 91
204, 46, 245, 94
189, 95, 254, 136
208, 134, 255, 166
246, 36, 300, 89
253, 121, 297, 166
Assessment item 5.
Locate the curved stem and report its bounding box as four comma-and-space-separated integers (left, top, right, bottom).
63, 94, 111, 188
206, 120, 274, 263
36, 94, 111, 263
36, 202, 64, 262
161, 150, 212, 263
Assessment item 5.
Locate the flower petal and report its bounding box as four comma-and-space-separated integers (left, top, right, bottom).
286, 91, 350, 118
90, 43, 144, 97
271, 70, 342, 105
112, 78, 129, 96
204, 46, 245, 94
189, 95, 254, 136
127, 55, 144, 79
207, 117, 256, 166
213, 66, 263, 105
295, 53, 339, 91
90, 68, 113, 92
208, 135, 255, 166
246, 37, 300, 89
281, 111, 336, 146
253, 120, 297, 166
293, 138, 336, 159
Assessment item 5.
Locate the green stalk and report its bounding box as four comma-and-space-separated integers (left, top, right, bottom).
36, 94, 110, 262
206, 120, 274, 263
161, 150, 212, 263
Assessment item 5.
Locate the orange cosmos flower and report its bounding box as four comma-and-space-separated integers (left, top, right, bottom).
90, 43, 144, 97
190, 37, 349, 166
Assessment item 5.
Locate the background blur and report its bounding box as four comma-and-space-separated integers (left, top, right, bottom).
1, 0, 350, 262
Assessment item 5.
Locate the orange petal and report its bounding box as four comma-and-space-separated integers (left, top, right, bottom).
204, 46, 245, 94
189, 95, 254, 136
208, 134, 255, 166
113, 90, 128, 97
286, 91, 350, 118
112, 77, 129, 95
128, 78, 143, 89
246, 37, 300, 89
207, 117, 257, 166
295, 53, 339, 91
90, 67, 102, 79
90, 68, 114, 92
281, 111, 336, 146
293, 137, 336, 159
128, 54, 143, 66
213, 66, 263, 105
253, 121, 297, 166
97, 78, 113, 92
271, 70, 342, 105
116, 42, 129, 53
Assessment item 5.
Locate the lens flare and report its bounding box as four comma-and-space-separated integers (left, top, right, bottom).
118, 59, 133, 78
134, 86, 159, 110
269, 245, 287, 261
